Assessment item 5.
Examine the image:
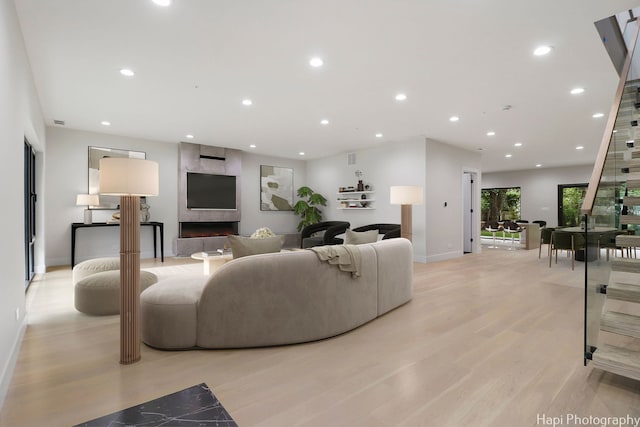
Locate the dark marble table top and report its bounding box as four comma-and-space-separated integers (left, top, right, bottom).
74, 383, 238, 427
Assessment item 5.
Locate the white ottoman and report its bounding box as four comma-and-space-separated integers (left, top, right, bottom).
72, 257, 120, 285
75, 270, 158, 315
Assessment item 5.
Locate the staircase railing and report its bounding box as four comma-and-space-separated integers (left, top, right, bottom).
580, 18, 640, 375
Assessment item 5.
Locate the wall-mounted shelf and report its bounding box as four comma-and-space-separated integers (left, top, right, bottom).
337, 190, 375, 209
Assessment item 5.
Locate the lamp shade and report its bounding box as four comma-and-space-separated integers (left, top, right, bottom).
76, 194, 100, 206
390, 186, 423, 205
99, 158, 159, 196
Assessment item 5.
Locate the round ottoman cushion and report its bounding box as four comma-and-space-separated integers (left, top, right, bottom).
75, 270, 158, 315
72, 257, 120, 285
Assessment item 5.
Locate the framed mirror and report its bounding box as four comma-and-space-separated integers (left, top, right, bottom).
88, 146, 146, 209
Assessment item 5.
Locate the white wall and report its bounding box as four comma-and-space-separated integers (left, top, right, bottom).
0, 0, 46, 409
45, 128, 307, 266
305, 138, 482, 262
239, 152, 305, 236
425, 139, 482, 262
482, 164, 593, 228
45, 127, 180, 266
305, 138, 428, 260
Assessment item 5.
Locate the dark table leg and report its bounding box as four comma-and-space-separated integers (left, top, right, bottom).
159, 223, 164, 262
71, 226, 76, 267
152, 224, 158, 259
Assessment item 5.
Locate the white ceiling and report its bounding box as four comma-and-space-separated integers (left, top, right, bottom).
13, 0, 640, 172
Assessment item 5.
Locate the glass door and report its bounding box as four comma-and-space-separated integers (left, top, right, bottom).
558, 184, 588, 227
24, 139, 36, 287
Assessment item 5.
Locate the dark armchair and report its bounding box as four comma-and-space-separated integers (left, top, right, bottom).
352, 223, 401, 240
301, 221, 350, 249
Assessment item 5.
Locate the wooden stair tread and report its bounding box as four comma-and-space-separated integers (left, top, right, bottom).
592, 344, 640, 381
601, 311, 640, 338
611, 258, 640, 273
624, 196, 640, 206
607, 282, 640, 303
620, 215, 640, 225
616, 235, 640, 246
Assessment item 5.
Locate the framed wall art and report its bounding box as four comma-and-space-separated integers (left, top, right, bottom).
260, 165, 293, 211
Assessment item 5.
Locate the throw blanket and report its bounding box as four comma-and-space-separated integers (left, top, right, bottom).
310, 244, 361, 278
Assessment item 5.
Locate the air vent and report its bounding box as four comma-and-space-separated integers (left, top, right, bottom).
347, 152, 356, 165
53, 119, 65, 126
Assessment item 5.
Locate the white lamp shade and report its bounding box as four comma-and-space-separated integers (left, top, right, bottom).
99, 158, 159, 196
390, 186, 423, 205
76, 194, 100, 206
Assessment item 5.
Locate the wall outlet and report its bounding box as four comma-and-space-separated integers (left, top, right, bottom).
15, 307, 20, 321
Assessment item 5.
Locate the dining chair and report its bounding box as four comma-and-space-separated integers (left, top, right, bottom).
549, 231, 585, 271
539, 227, 554, 259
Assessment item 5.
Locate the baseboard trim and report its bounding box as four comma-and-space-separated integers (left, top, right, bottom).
0, 315, 26, 411
425, 250, 463, 263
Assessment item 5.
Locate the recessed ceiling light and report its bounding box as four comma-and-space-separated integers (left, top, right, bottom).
120, 68, 135, 77
395, 93, 407, 101
185, 134, 194, 139
613, 130, 618, 133
320, 119, 329, 125
249, 144, 256, 148
486, 131, 496, 136
533, 45, 552, 56
514, 142, 523, 147
375, 133, 383, 138
309, 57, 324, 68
570, 87, 585, 95
505, 154, 512, 158
101, 121, 111, 126
449, 116, 460, 122
242, 99, 253, 106
536, 164, 542, 168
152, 0, 172, 6
299, 152, 305, 156
576, 146, 584, 150
592, 113, 604, 118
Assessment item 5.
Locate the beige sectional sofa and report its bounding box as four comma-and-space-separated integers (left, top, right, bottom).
141, 238, 413, 349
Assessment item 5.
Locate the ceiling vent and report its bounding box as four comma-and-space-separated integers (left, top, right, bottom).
347, 152, 356, 165
53, 119, 65, 126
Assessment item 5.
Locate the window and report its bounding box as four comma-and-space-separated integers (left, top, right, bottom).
481, 187, 521, 222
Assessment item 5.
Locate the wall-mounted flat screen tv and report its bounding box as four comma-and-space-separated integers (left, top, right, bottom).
186, 172, 237, 210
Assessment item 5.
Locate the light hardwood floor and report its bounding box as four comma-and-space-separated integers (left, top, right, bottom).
1, 246, 640, 426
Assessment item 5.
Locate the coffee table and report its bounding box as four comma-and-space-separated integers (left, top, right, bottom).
191, 251, 233, 275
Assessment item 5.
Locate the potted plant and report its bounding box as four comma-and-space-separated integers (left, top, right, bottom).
293, 186, 327, 231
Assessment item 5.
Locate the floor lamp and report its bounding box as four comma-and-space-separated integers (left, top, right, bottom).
390, 186, 423, 242
99, 158, 159, 364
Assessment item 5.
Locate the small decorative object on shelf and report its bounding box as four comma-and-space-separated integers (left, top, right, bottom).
355, 170, 364, 191
336, 186, 376, 210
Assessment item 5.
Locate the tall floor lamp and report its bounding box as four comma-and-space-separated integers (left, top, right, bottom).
99, 158, 159, 364
390, 186, 423, 242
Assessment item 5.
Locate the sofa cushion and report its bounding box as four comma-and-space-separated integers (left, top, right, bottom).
344, 229, 378, 245
227, 235, 284, 258
141, 276, 207, 349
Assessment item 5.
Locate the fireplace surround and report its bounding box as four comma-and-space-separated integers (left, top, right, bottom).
175, 143, 242, 256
